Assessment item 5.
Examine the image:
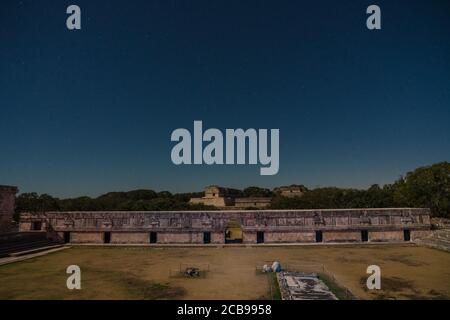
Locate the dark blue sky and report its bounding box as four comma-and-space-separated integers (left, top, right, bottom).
1, 0, 449, 197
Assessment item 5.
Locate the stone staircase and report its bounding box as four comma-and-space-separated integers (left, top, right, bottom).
0, 232, 63, 258
416, 229, 450, 252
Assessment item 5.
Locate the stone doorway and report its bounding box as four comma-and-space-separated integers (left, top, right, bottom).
225, 218, 243, 244
315, 230, 323, 243
404, 229, 411, 241
149, 231, 157, 244
256, 231, 264, 244
104, 232, 111, 244
361, 230, 369, 242
31, 221, 42, 231
203, 232, 211, 244
63, 231, 71, 243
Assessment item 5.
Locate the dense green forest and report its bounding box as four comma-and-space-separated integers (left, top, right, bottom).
15, 162, 450, 218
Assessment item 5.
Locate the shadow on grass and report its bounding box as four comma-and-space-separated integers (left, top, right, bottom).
360, 276, 450, 300
318, 273, 355, 300
267, 272, 282, 300
121, 275, 186, 300
254, 270, 281, 300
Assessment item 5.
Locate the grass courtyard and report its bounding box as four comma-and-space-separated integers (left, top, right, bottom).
0, 244, 449, 300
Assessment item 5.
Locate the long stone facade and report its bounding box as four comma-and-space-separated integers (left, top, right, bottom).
19, 208, 432, 244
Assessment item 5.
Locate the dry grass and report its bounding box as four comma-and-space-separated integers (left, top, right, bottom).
0, 244, 449, 300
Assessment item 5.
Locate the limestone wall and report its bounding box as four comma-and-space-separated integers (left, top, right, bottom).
111, 232, 149, 244
69, 232, 104, 244
234, 198, 271, 208
19, 221, 33, 232
211, 232, 225, 244
242, 231, 256, 244
411, 229, 432, 240
261, 231, 315, 243
323, 231, 361, 243
157, 232, 200, 244
189, 197, 234, 207
0, 185, 19, 233
20, 208, 432, 244
369, 230, 404, 242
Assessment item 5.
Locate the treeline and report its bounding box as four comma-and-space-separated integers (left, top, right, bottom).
270, 185, 394, 209
15, 162, 450, 218
15, 187, 276, 214
270, 162, 450, 218
15, 190, 215, 213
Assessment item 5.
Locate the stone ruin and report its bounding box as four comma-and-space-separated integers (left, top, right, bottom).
189, 185, 271, 208
19, 208, 431, 244
0, 185, 19, 233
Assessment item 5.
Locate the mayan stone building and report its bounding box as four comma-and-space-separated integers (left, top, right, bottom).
189, 185, 271, 208
20, 208, 431, 244
273, 185, 305, 198
0, 185, 19, 233
189, 186, 236, 207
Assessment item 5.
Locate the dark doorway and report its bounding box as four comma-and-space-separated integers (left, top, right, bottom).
104, 232, 111, 244
63, 231, 71, 243
203, 232, 211, 244
404, 229, 411, 241
149, 232, 157, 244
31, 221, 42, 231
225, 219, 243, 244
315, 231, 323, 243
256, 231, 264, 244
361, 230, 369, 242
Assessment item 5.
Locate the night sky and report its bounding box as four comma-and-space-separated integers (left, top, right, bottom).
1, 0, 449, 197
